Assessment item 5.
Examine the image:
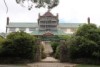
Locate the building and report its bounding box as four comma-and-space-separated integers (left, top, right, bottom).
38, 10, 58, 31
6, 11, 83, 35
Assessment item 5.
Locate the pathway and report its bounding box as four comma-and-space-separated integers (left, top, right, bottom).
41, 41, 53, 55
0, 65, 27, 67
41, 57, 59, 62
0, 63, 76, 67
27, 63, 76, 67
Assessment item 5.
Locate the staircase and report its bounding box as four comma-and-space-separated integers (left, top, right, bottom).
41, 57, 59, 63
41, 41, 53, 56
41, 41, 59, 63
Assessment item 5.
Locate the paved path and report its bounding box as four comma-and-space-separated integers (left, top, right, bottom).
0, 65, 27, 67
41, 41, 53, 55
0, 63, 76, 67
27, 63, 76, 67
41, 57, 59, 62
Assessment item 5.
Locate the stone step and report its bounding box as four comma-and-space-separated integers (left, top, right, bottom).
41, 57, 59, 63
40, 61, 60, 63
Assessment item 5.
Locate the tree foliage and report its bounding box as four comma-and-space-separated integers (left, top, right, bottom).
16, 0, 59, 10
0, 36, 5, 45
59, 44, 69, 62
51, 35, 70, 57
58, 35, 71, 40
70, 23, 100, 59
0, 32, 40, 62
70, 36, 97, 59
51, 41, 60, 55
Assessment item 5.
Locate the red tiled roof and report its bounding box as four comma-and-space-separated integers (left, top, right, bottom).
43, 11, 54, 16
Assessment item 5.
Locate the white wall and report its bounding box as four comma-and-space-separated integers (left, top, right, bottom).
7, 27, 32, 33
7, 27, 76, 35
60, 28, 75, 34
25, 28, 31, 33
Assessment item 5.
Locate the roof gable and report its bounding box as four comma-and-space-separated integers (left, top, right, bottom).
43, 11, 54, 16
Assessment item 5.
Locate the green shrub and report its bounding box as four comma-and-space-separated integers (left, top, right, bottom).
0, 36, 5, 55
70, 36, 97, 59
56, 24, 100, 63
55, 41, 69, 62
51, 42, 60, 54
41, 45, 46, 59
55, 45, 60, 59
70, 23, 100, 61
0, 32, 41, 62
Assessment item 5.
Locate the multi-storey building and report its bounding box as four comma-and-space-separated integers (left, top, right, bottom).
6, 11, 83, 35
38, 10, 58, 31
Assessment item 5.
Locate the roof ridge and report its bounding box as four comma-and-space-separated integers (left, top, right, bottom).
43, 11, 54, 16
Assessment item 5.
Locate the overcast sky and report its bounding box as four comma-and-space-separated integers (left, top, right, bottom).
0, 0, 100, 32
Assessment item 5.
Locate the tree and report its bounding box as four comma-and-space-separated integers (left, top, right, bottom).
58, 35, 71, 41
55, 41, 69, 62
0, 36, 5, 54
70, 23, 100, 59
0, 36, 5, 45
51, 42, 60, 55
1, 32, 39, 62
16, 0, 59, 10
70, 36, 97, 59
4, 0, 59, 13
75, 24, 99, 40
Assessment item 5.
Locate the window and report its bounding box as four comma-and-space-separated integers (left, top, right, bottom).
29, 28, 35, 31
9, 28, 15, 32
70, 28, 76, 32
19, 28, 26, 31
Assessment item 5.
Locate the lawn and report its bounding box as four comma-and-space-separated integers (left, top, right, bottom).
76, 64, 100, 67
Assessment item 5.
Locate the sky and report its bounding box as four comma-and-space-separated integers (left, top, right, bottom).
0, 0, 100, 32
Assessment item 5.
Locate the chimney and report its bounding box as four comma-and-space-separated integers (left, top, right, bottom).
87, 17, 90, 24
48, 9, 51, 12
38, 13, 40, 17
57, 13, 58, 18
7, 17, 9, 25
57, 13, 59, 25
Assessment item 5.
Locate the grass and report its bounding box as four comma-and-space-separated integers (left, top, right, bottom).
76, 64, 100, 67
